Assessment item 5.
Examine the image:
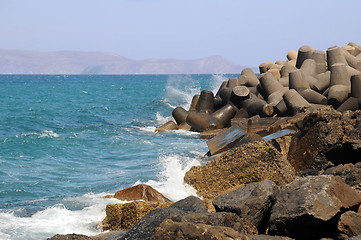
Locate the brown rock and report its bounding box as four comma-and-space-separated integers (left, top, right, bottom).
338, 211, 361, 239
114, 184, 171, 202
269, 175, 361, 239
103, 201, 173, 231
184, 141, 295, 199
150, 220, 248, 240
287, 107, 361, 171
47, 234, 92, 240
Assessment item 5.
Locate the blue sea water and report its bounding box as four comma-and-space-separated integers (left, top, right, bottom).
0, 74, 239, 240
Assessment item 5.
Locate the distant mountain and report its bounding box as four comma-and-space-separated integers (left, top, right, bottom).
0, 49, 250, 74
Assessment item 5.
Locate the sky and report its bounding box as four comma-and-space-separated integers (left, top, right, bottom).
0, 0, 360, 67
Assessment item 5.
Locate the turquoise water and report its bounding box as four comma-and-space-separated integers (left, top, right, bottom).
0, 74, 238, 239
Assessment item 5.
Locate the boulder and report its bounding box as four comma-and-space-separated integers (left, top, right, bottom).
165, 212, 254, 234
338, 211, 361, 239
322, 163, 361, 190
287, 107, 361, 171
120, 196, 207, 240
114, 184, 171, 203
102, 201, 172, 231
212, 180, 279, 233
47, 234, 92, 240
269, 175, 361, 239
248, 236, 294, 240
184, 141, 295, 199
150, 220, 248, 240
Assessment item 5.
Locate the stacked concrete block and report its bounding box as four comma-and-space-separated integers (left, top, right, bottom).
158, 42, 361, 133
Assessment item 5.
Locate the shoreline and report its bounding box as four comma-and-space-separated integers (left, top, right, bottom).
50, 42, 361, 240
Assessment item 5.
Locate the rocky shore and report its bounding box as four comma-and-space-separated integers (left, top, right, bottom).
49, 42, 361, 240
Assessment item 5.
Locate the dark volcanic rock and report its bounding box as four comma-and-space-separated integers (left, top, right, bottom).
338, 211, 361, 239
322, 162, 361, 189
47, 234, 92, 240
248, 235, 294, 240
150, 220, 248, 240
150, 212, 258, 239
269, 175, 361, 239
120, 196, 207, 240
184, 141, 295, 199
212, 180, 279, 233
166, 212, 250, 234
287, 107, 361, 171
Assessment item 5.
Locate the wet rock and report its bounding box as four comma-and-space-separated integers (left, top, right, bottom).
47, 234, 92, 240
287, 107, 361, 171
338, 211, 361, 239
150, 220, 248, 240
154, 121, 178, 132
91, 230, 126, 240
114, 184, 171, 203
102, 201, 172, 231
213, 180, 279, 233
120, 196, 207, 240
269, 175, 361, 239
184, 141, 295, 199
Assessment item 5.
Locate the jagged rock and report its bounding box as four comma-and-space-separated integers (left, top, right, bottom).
47, 234, 92, 240
266, 130, 295, 159
150, 220, 248, 240
287, 107, 361, 171
119, 196, 207, 240
338, 211, 361, 239
212, 180, 279, 233
166, 212, 253, 234
102, 201, 172, 231
113, 184, 171, 203
248, 235, 294, 240
91, 230, 126, 240
269, 175, 361, 239
184, 141, 295, 199
322, 163, 361, 191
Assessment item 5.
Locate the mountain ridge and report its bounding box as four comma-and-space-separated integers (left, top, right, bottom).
0, 49, 253, 74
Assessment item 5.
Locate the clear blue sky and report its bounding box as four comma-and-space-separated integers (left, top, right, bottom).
0, 0, 360, 67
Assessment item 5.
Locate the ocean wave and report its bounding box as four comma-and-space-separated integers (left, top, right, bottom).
135, 153, 201, 202
0, 193, 124, 240
17, 130, 59, 139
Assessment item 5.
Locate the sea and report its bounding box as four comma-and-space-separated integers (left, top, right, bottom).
0, 74, 239, 240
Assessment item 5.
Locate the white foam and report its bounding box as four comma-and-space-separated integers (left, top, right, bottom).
155, 112, 172, 125
163, 75, 200, 111
18, 130, 59, 139
135, 126, 157, 133
0, 193, 124, 240
137, 153, 202, 202
39, 130, 59, 138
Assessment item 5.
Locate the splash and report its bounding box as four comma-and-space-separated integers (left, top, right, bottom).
163, 75, 200, 111
0, 193, 123, 240
210, 74, 229, 95
137, 153, 202, 202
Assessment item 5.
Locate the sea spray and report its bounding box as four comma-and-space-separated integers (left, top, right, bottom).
137, 153, 202, 202
0, 193, 124, 240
